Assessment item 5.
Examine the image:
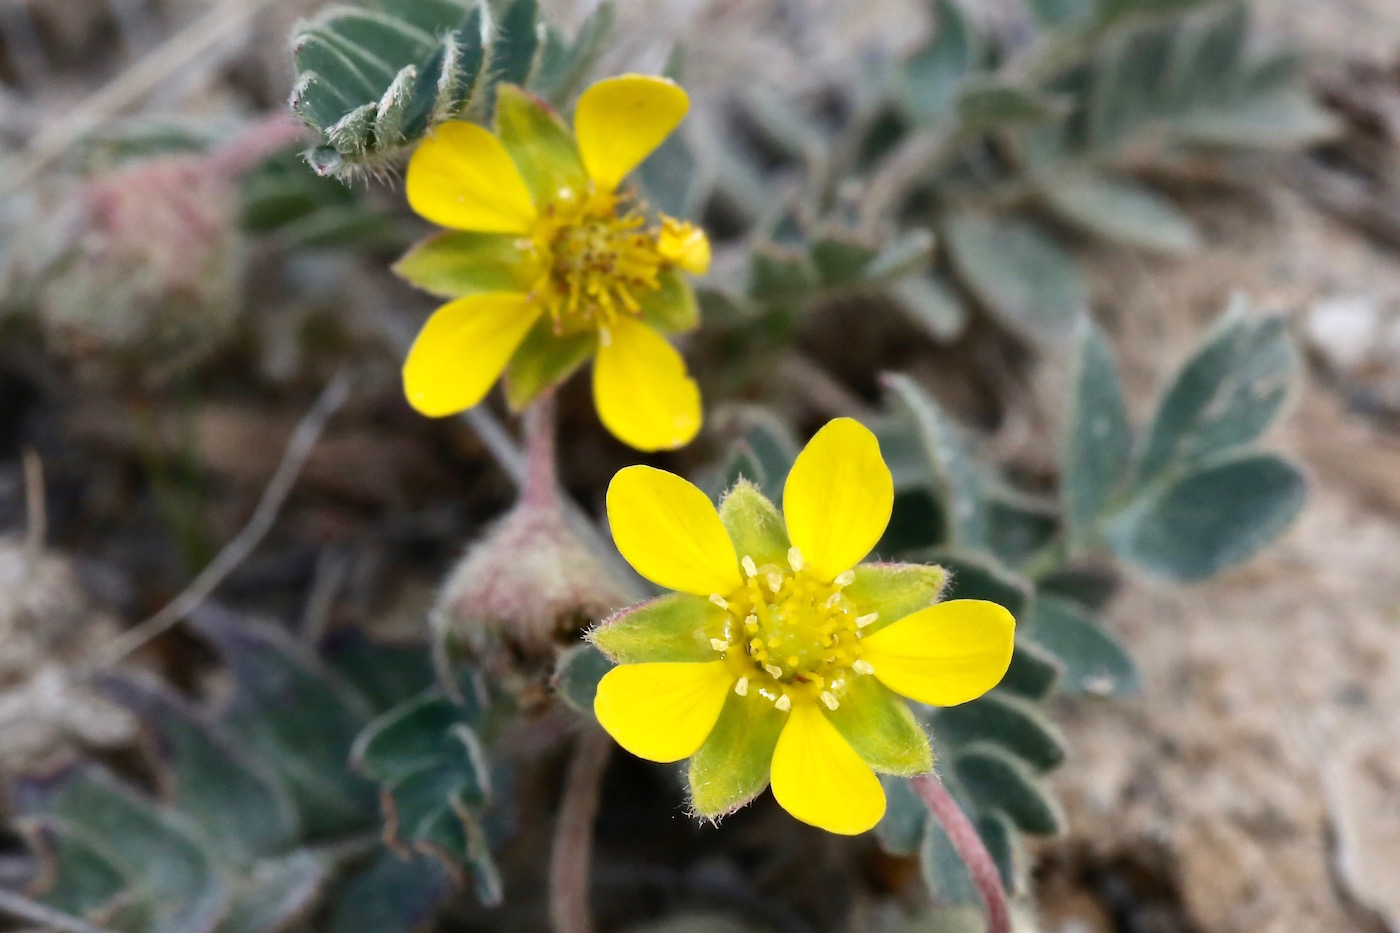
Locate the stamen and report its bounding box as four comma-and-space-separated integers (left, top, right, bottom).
787, 547, 804, 572
742, 555, 758, 578
598, 326, 612, 347
710, 638, 729, 652
767, 572, 783, 594
734, 677, 748, 697
774, 694, 792, 712
833, 570, 855, 587
709, 593, 729, 610
853, 659, 875, 675
820, 691, 839, 710
825, 592, 843, 608
856, 613, 878, 629
763, 663, 784, 680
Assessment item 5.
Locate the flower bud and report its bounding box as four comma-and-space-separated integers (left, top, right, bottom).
25, 154, 245, 382
433, 498, 629, 685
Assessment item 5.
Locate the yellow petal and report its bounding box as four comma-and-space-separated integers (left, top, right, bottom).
770, 701, 886, 835
575, 75, 689, 191
782, 418, 894, 582
658, 217, 711, 275
860, 599, 1016, 707
405, 122, 537, 233
402, 293, 541, 417
593, 661, 732, 762
593, 317, 701, 452
606, 465, 742, 596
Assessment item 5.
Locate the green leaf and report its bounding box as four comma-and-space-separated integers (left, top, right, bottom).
998, 641, 1061, 700
393, 232, 530, 299
828, 676, 932, 776
712, 410, 800, 499
329, 851, 454, 933
554, 643, 614, 719
932, 692, 1066, 771
984, 494, 1059, 570
749, 244, 821, 300
897, 0, 978, 121
588, 594, 721, 664
844, 563, 948, 635
216, 851, 327, 933
882, 374, 990, 549
809, 235, 879, 287
491, 0, 541, 90
98, 675, 300, 864
191, 606, 377, 836
688, 690, 785, 818
865, 230, 936, 282
351, 693, 468, 784
22, 823, 126, 917
932, 552, 1033, 623
291, 0, 496, 178
533, 3, 614, 107
1029, 596, 1139, 696
888, 273, 969, 342
952, 745, 1064, 835
1137, 303, 1299, 483
1024, 0, 1095, 26
944, 211, 1086, 346
919, 805, 978, 907
1106, 453, 1306, 582
1038, 171, 1199, 255
383, 727, 490, 840
18, 767, 227, 933
956, 81, 1066, 133
719, 480, 789, 568
876, 775, 928, 856
1063, 321, 1133, 553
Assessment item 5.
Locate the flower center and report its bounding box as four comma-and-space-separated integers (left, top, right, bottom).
526, 188, 666, 337
710, 548, 878, 712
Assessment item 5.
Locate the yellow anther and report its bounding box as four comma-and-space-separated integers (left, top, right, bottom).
786, 655, 799, 668
774, 694, 792, 712
856, 613, 878, 629
825, 592, 843, 608
709, 594, 729, 610
787, 547, 804, 572
734, 676, 748, 697
853, 659, 875, 675
742, 555, 758, 577
767, 572, 783, 594
710, 638, 729, 652
820, 691, 839, 710
833, 570, 855, 587
764, 663, 784, 680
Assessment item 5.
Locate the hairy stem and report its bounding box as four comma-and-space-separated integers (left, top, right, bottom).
910, 773, 1011, 933
522, 392, 560, 511
549, 727, 613, 933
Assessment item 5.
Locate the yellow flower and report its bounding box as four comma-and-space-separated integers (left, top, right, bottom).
588, 418, 1016, 835
394, 76, 710, 452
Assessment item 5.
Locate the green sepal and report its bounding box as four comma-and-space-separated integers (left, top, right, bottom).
640, 268, 700, 334
826, 674, 932, 776
718, 479, 790, 569
843, 562, 947, 636
493, 84, 586, 207
503, 318, 595, 410
586, 593, 722, 663
688, 688, 785, 819
393, 232, 530, 299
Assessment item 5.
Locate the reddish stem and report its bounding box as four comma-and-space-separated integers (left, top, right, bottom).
910, 773, 1012, 933
522, 393, 560, 511
549, 727, 612, 933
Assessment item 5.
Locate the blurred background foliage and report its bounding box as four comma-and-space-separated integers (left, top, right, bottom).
0, 0, 1358, 930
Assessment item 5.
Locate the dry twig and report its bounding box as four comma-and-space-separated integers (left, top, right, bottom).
84, 368, 353, 672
